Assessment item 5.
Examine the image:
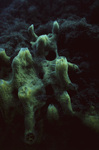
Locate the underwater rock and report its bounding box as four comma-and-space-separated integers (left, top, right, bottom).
0, 21, 79, 144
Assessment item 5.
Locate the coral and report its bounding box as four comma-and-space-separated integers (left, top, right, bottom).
47, 104, 59, 121
0, 21, 79, 144
0, 48, 11, 79
84, 114, 99, 132
83, 106, 99, 132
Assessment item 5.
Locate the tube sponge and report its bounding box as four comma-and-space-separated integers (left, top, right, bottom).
47, 104, 59, 121
52, 21, 59, 35
55, 57, 71, 87
0, 21, 79, 144
0, 48, 10, 63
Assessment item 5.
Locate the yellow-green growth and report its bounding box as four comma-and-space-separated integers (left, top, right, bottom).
47, 104, 59, 121
59, 91, 73, 114
0, 21, 79, 144
0, 48, 11, 79
0, 48, 10, 63
52, 21, 59, 35
55, 57, 71, 87
83, 106, 99, 133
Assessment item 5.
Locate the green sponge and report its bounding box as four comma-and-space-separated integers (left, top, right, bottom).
0, 21, 79, 144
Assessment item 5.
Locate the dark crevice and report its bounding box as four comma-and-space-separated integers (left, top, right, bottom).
10, 51, 19, 63
38, 71, 44, 79
45, 84, 54, 95
45, 50, 56, 61
12, 88, 18, 99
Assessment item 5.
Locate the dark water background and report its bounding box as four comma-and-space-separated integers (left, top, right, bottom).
0, 0, 99, 149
